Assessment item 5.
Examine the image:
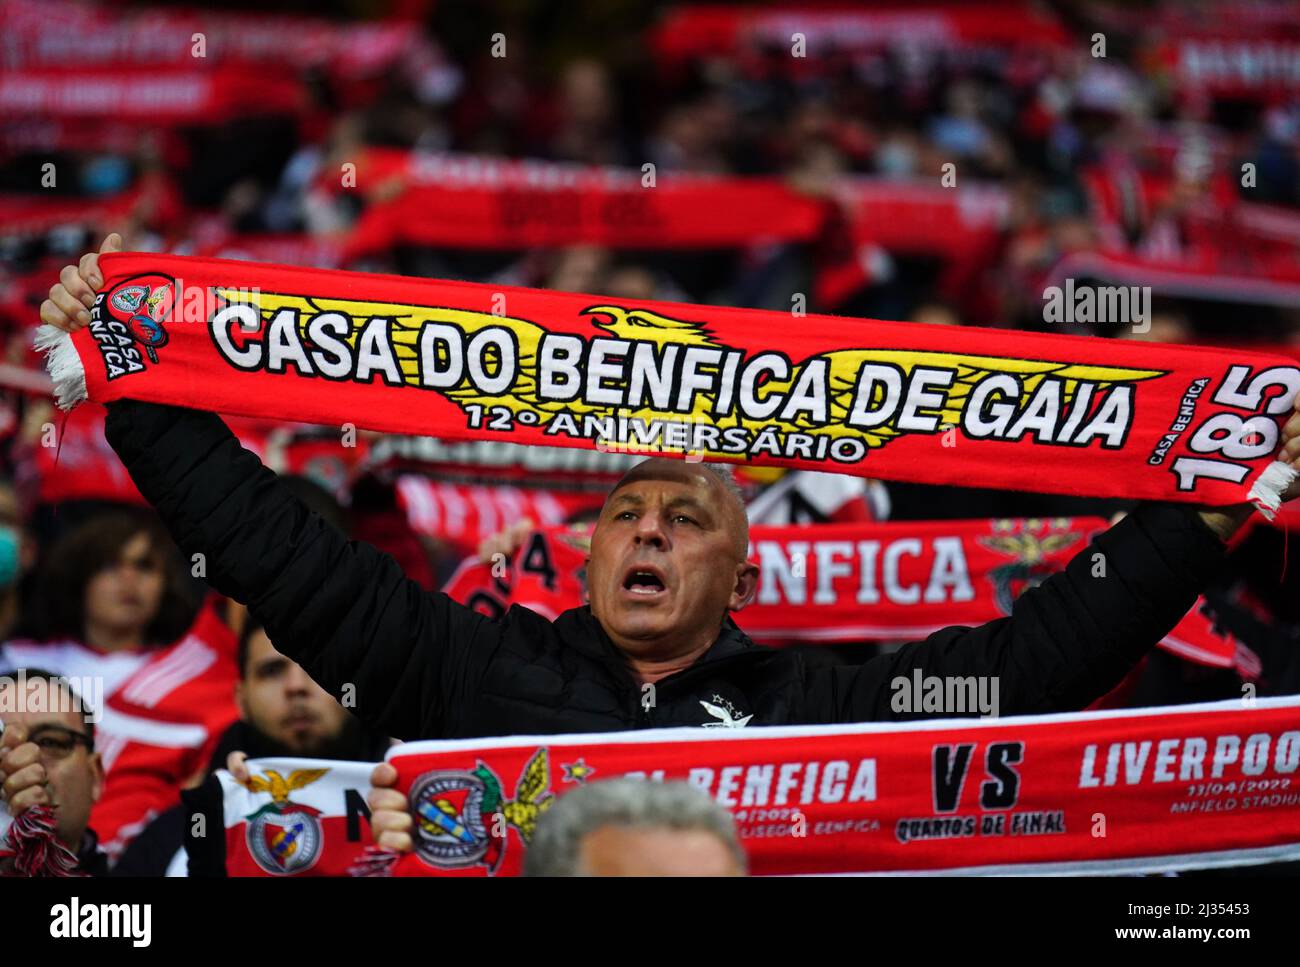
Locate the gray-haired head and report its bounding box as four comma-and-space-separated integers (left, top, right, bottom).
523, 778, 747, 876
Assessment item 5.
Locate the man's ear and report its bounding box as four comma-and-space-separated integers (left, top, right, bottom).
728, 560, 760, 612
234, 679, 248, 722
89, 751, 105, 804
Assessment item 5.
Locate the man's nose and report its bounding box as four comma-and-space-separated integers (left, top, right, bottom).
283, 665, 313, 694
632, 512, 668, 548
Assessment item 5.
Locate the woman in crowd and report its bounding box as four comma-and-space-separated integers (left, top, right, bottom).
0, 507, 198, 702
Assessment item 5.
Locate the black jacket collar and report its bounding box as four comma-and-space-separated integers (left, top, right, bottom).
77, 830, 109, 877
555, 606, 762, 682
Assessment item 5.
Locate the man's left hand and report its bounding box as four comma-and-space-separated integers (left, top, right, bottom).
1199, 389, 1300, 541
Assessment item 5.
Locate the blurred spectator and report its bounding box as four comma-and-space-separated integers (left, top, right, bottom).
112, 618, 390, 876
0, 482, 33, 643
546, 244, 612, 294
909, 300, 964, 327
14, 508, 195, 660
523, 778, 747, 877
602, 263, 660, 301
0, 669, 106, 875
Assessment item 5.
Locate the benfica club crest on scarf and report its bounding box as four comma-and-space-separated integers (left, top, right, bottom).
409, 748, 555, 875
978, 518, 1084, 615
89, 274, 175, 379
240, 767, 328, 875
213, 757, 374, 877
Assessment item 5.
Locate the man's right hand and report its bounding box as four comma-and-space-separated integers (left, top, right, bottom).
477, 517, 535, 565
367, 762, 414, 852
39, 233, 122, 333
0, 724, 51, 817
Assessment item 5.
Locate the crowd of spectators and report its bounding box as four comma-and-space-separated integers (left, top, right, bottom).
0, 0, 1298, 876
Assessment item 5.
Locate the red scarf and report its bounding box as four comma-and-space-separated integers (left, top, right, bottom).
379, 696, 1300, 876
443, 518, 1254, 675
127, 698, 1300, 877
38, 252, 1298, 512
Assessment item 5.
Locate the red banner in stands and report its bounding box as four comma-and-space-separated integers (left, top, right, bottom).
651, 3, 1070, 61
1047, 250, 1300, 309
194, 235, 347, 271
342, 152, 828, 254
837, 178, 1010, 257
379, 697, 1300, 875
1, 0, 432, 79
35, 403, 145, 506
398, 476, 604, 559
1157, 39, 1300, 97
0, 188, 146, 240
0, 67, 306, 122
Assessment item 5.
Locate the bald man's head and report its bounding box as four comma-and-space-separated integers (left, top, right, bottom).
586, 458, 758, 666
611, 459, 749, 555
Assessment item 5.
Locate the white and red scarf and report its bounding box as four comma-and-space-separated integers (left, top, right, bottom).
377, 696, 1300, 877
210, 758, 375, 877
164, 698, 1300, 877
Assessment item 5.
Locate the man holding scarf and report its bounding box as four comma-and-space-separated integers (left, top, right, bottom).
37, 236, 1300, 854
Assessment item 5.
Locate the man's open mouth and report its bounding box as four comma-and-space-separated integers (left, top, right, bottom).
622, 566, 667, 596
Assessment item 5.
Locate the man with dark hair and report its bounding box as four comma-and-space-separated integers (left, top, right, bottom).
110, 619, 389, 875
0, 668, 107, 876
228, 617, 383, 763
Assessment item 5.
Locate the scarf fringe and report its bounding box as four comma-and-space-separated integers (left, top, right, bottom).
1246, 460, 1298, 521
347, 845, 401, 877
3, 805, 83, 877
33, 324, 87, 410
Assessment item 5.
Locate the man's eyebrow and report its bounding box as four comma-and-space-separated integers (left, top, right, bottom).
27, 721, 86, 738
665, 496, 714, 520
608, 492, 644, 509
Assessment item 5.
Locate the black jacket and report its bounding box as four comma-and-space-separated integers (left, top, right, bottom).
105, 400, 1230, 740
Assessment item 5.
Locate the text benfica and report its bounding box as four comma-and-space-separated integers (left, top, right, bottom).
212, 310, 1138, 447
625, 758, 876, 807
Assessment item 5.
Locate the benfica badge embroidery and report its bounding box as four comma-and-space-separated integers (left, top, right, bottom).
90, 274, 175, 379
410, 748, 555, 875
979, 518, 1084, 615
241, 767, 328, 875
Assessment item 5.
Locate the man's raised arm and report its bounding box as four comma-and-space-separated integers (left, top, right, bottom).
812, 394, 1300, 723
103, 399, 500, 740
809, 503, 1234, 722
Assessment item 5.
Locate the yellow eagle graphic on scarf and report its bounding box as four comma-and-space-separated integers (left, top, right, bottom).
214, 290, 1164, 461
